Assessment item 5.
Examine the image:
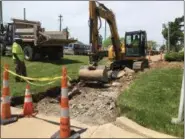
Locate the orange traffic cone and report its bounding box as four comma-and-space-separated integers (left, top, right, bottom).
1, 64, 18, 125
60, 67, 70, 138
23, 84, 34, 117
51, 67, 80, 139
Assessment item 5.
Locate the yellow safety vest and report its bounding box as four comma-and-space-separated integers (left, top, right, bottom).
12, 42, 24, 61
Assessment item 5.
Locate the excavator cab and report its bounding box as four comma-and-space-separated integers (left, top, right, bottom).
123, 30, 149, 70
125, 30, 147, 57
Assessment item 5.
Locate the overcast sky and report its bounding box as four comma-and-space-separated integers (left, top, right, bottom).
3, 1, 184, 45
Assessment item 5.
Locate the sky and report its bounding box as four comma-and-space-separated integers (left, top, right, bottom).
2, 1, 184, 45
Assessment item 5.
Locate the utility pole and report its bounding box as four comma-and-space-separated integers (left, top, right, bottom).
59, 14, 63, 32
24, 8, 26, 20
168, 22, 170, 52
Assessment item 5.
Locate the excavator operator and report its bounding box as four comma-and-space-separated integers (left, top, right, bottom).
132, 35, 139, 48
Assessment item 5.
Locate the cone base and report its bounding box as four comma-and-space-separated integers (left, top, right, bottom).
1, 116, 18, 125
51, 130, 80, 139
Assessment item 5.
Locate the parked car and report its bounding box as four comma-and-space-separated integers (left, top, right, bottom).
84, 45, 91, 55
64, 43, 89, 55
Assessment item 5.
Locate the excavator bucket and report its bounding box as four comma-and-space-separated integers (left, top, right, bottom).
79, 65, 109, 83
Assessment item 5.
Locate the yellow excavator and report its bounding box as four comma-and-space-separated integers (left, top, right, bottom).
79, 1, 149, 83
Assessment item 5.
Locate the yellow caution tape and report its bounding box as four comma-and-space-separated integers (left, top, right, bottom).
26, 79, 58, 87
5, 69, 62, 81
1, 65, 74, 87
3, 68, 72, 81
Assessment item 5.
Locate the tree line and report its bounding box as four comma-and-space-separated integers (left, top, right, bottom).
102, 15, 184, 52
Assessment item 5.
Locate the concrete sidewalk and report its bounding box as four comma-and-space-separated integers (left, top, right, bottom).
1, 107, 176, 138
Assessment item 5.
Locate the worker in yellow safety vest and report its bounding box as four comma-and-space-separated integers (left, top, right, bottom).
12, 36, 27, 82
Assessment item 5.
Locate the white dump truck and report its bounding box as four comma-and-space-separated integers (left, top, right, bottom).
0, 18, 77, 60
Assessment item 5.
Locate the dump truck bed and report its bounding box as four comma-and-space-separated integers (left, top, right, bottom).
12, 18, 76, 46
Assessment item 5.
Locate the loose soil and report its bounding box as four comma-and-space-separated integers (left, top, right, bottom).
35, 72, 134, 126
15, 70, 135, 125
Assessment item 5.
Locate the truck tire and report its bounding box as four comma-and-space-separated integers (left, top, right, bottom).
24, 46, 34, 61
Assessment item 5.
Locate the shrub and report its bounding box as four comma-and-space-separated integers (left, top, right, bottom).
177, 51, 184, 61
165, 51, 184, 61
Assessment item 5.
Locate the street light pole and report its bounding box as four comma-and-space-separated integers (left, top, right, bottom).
168, 22, 170, 52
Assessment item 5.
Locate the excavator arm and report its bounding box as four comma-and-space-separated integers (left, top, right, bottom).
79, 1, 148, 83
79, 1, 122, 83
89, 1, 121, 64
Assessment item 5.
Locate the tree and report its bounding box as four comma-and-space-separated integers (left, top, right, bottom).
103, 36, 124, 47
147, 40, 157, 50
162, 16, 184, 52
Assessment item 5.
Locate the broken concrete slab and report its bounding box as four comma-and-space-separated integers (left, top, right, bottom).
112, 82, 122, 87
124, 67, 135, 74
117, 70, 126, 78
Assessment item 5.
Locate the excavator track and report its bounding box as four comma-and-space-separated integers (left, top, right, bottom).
133, 61, 144, 71
133, 59, 149, 71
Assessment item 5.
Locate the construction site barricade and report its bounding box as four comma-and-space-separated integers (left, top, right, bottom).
1, 64, 18, 125
51, 66, 80, 139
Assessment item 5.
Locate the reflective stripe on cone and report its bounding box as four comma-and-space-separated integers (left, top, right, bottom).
61, 108, 69, 118
61, 88, 68, 98
1, 96, 10, 104
3, 80, 8, 88
24, 97, 32, 103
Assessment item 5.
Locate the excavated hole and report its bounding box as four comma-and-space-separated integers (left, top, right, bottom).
12, 80, 120, 126
12, 70, 136, 126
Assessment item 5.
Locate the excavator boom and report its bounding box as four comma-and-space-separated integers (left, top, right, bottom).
79, 1, 122, 82
89, 1, 121, 62
79, 1, 149, 83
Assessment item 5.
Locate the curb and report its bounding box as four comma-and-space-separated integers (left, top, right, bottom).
115, 117, 177, 138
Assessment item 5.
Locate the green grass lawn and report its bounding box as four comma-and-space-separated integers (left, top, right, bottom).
1, 55, 90, 96
117, 67, 184, 137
